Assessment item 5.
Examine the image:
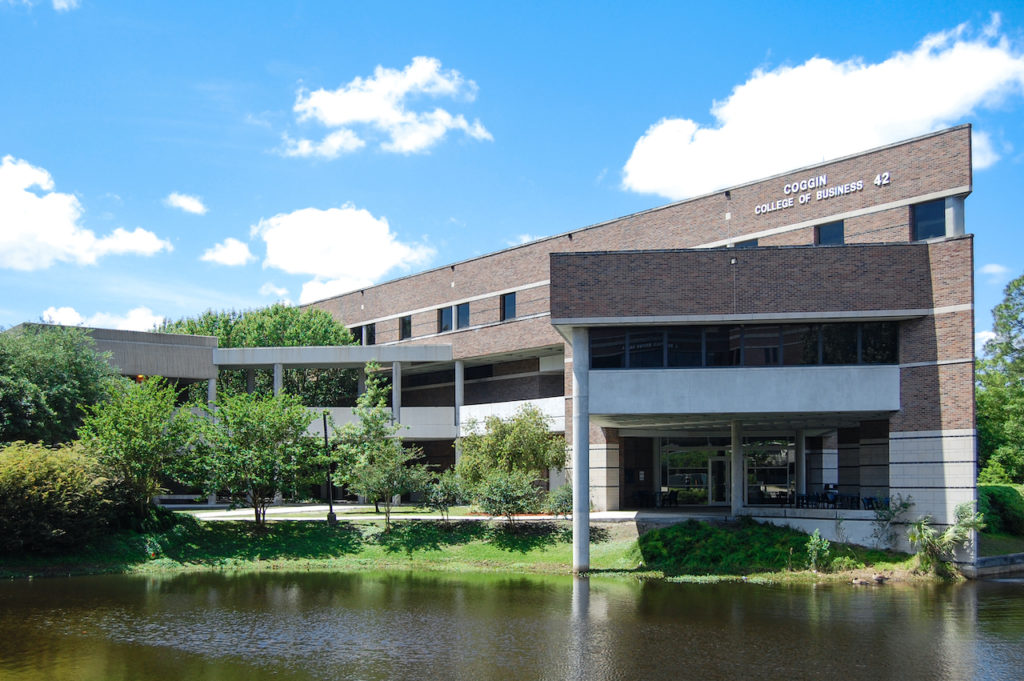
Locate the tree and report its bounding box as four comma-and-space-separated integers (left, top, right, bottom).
0, 325, 118, 445
333, 363, 430, 532
907, 502, 986, 576
977, 272, 1024, 482
160, 304, 358, 406
186, 390, 317, 525
79, 377, 194, 519
455, 404, 567, 490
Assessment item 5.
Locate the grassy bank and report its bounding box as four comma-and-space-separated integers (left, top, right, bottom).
0, 513, 921, 584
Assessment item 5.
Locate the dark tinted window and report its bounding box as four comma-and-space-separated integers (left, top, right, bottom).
590, 329, 625, 369
734, 239, 758, 249
456, 303, 470, 329
912, 200, 945, 240
667, 327, 702, 367
822, 323, 858, 364
437, 307, 452, 333
364, 323, 375, 346
705, 326, 735, 366
782, 325, 818, 365
861, 322, 898, 364
744, 325, 780, 366
399, 315, 412, 340
500, 293, 516, 321
629, 329, 664, 368
816, 221, 845, 245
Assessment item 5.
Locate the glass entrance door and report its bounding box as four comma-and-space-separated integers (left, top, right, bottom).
707, 457, 730, 505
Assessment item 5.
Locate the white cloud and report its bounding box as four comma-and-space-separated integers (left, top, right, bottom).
259, 282, 289, 299
623, 15, 1024, 199
285, 56, 492, 158
250, 203, 435, 304
0, 155, 172, 270
979, 263, 1012, 285
164, 192, 208, 215
42, 305, 164, 332
201, 237, 255, 266
507, 234, 540, 246
976, 330, 997, 352
52, 0, 78, 10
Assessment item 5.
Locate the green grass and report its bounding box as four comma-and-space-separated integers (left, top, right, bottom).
979, 532, 1024, 556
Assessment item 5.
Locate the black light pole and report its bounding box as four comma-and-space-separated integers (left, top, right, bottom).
324, 412, 337, 525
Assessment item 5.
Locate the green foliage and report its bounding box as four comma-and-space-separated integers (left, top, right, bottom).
476, 468, 540, 527
79, 377, 194, 519
333, 363, 431, 531
456, 404, 566, 491
805, 528, 831, 571
425, 469, 462, 524
908, 502, 986, 575
976, 271, 1024, 482
870, 493, 914, 549
160, 304, 358, 406
830, 555, 865, 571
977, 484, 1024, 536
185, 390, 317, 525
0, 441, 110, 554
545, 483, 573, 518
0, 325, 118, 444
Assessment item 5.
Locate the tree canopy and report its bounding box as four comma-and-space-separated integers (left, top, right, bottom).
160, 303, 358, 406
977, 272, 1024, 482
0, 325, 118, 445
455, 403, 567, 489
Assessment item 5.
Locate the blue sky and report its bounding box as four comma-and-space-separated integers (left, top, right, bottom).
1, 1, 1022, 348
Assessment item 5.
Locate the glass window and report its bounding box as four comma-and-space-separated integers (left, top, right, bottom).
364, 323, 375, 346
500, 292, 516, 321
352, 325, 363, 345
822, 323, 858, 364
456, 302, 470, 329
861, 322, 898, 364
437, 307, 452, 333
591, 329, 626, 369
705, 326, 739, 366
815, 220, 845, 245
744, 325, 780, 366
912, 200, 945, 240
667, 327, 702, 367
399, 315, 412, 340
629, 329, 664, 368
734, 239, 758, 249
781, 325, 818, 365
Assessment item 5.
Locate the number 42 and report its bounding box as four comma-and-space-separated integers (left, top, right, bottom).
874, 172, 891, 186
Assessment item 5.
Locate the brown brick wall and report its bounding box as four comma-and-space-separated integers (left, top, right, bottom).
893, 362, 974, 431
551, 237, 972, 320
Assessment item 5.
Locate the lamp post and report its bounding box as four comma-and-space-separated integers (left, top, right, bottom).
324, 412, 337, 525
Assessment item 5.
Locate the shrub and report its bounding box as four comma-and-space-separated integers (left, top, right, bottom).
977, 485, 1024, 536
870, 494, 914, 549
830, 555, 864, 572
476, 469, 540, 527
908, 502, 986, 575
0, 441, 110, 554
805, 529, 831, 572
426, 469, 462, 523
545, 483, 573, 518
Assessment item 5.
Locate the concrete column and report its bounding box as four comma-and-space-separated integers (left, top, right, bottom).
357, 368, 366, 395
945, 196, 965, 237
571, 327, 590, 573
246, 369, 255, 393
207, 377, 217, 405
391, 361, 402, 423
731, 420, 744, 516
273, 364, 283, 395
795, 429, 807, 496
454, 360, 464, 464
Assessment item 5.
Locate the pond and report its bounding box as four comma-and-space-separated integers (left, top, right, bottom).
1, 571, 1022, 680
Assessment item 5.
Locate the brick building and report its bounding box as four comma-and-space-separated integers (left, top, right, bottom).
307, 125, 976, 562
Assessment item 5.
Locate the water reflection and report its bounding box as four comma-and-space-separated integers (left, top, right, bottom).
0, 572, 1022, 681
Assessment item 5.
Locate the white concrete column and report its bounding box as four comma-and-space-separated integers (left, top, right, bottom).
273, 363, 283, 395
357, 368, 366, 395
454, 360, 465, 464
795, 429, 807, 496
572, 327, 590, 573
207, 377, 217, 405
945, 196, 965, 237
391, 361, 402, 423
246, 369, 255, 393
731, 420, 744, 516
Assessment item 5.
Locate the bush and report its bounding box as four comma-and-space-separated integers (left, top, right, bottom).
426, 469, 462, 523
908, 502, 986, 575
805, 529, 831, 571
0, 441, 110, 554
978, 485, 1024, 535
545, 484, 573, 518
830, 555, 865, 572
476, 469, 540, 527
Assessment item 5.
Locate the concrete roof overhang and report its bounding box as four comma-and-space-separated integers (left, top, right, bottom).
594, 410, 896, 434
213, 344, 452, 370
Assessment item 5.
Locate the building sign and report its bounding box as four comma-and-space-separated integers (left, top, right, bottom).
753, 172, 891, 216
